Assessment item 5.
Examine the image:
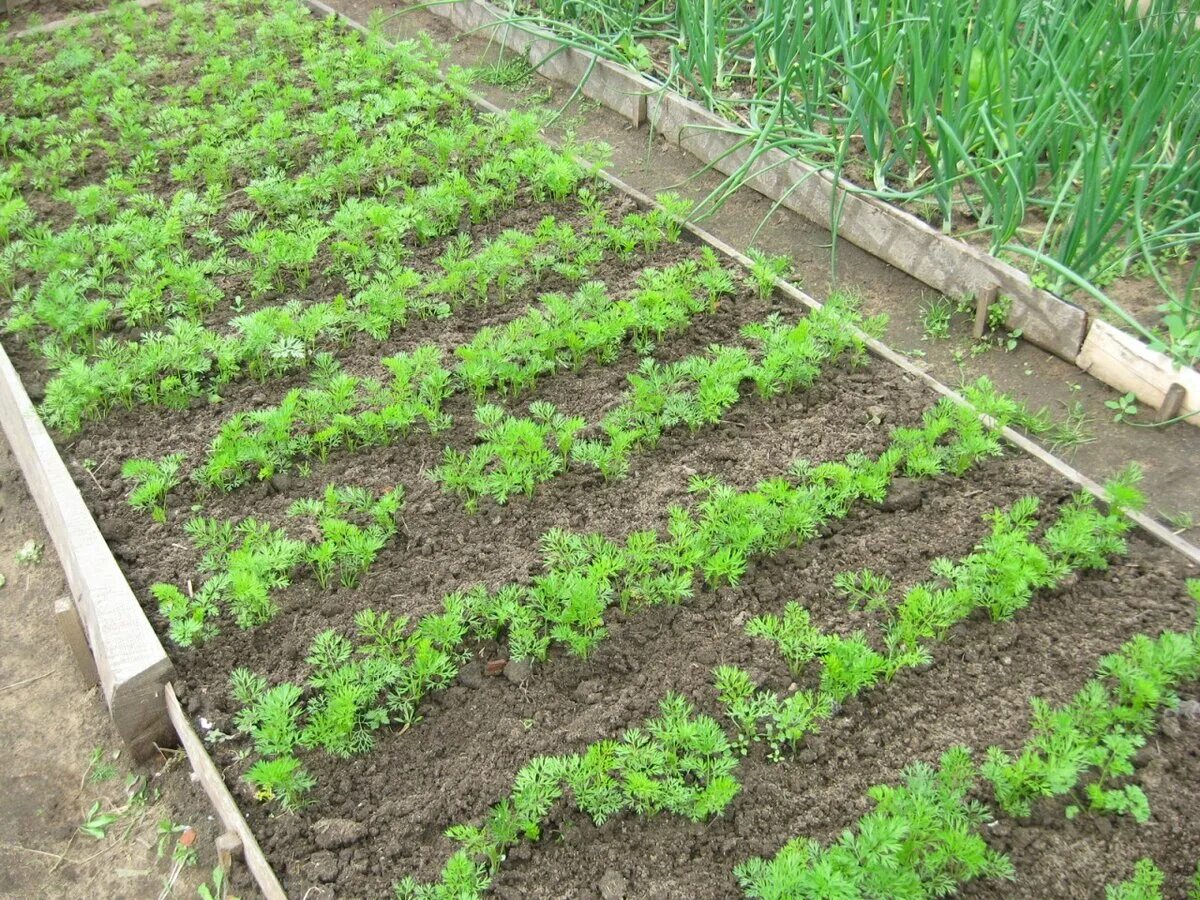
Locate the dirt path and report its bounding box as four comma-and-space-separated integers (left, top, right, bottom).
0, 436, 235, 900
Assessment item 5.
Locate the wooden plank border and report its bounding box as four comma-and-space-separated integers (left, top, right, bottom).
418, 0, 1199, 428
1078, 320, 1200, 424
0, 344, 174, 755
6, 0, 162, 38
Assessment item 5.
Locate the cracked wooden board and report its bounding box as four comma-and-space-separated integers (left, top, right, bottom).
1078, 320, 1200, 424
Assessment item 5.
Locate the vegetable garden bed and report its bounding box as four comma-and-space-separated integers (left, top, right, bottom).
3, 1, 1200, 897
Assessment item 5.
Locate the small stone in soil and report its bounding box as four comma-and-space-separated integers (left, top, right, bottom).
879, 477, 923, 512
503, 659, 533, 684
598, 869, 627, 900
1173, 698, 1200, 719
484, 659, 507, 676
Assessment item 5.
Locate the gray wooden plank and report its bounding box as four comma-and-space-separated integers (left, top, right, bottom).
0, 344, 174, 755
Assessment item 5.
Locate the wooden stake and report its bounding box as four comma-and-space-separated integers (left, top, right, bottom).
54, 596, 99, 686
973, 285, 998, 340
215, 831, 242, 873
1158, 383, 1186, 424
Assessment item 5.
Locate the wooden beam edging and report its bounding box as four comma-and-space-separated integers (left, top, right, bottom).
165, 684, 288, 900
6, 0, 162, 38
420, 0, 1199, 428
0, 343, 174, 754
1077, 319, 1200, 425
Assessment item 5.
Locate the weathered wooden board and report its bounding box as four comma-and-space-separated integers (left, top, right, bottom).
0, 344, 174, 755
428, 0, 651, 124
1077, 319, 1200, 426
642, 90, 1090, 361
165, 685, 288, 900
9, 0, 161, 37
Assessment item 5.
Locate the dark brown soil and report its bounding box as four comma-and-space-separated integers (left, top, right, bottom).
3, 4, 1200, 899
36, 306, 1200, 898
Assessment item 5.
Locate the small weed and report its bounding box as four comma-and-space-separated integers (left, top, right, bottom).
920, 297, 952, 340
155, 819, 190, 860
79, 800, 122, 839
1105, 391, 1139, 423
476, 58, 536, 89
1163, 510, 1195, 533
86, 746, 118, 783
15, 539, 42, 565
987, 295, 1012, 331
1054, 401, 1094, 447
197, 866, 234, 900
